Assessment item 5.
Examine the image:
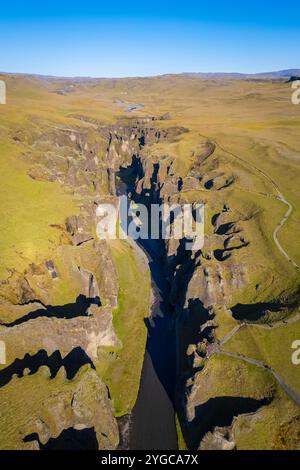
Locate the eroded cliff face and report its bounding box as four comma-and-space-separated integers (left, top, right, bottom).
1, 107, 300, 450
103, 117, 300, 450
1, 366, 118, 450
0, 117, 154, 449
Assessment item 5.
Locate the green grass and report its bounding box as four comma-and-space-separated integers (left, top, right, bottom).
183, 353, 277, 449
1, 72, 300, 449
233, 388, 300, 450
223, 316, 300, 395
175, 414, 187, 450
191, 354, 276, 406
0, 364, 117, 450
97, 239, 151, 416
0, 139, 78, 281
213, 306, 239, 342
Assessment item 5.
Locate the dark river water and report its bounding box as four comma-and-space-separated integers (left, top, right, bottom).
115, 176, 178, 450
117, 234, 178, 450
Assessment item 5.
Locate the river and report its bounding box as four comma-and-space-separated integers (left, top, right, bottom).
116, 183, 178, 450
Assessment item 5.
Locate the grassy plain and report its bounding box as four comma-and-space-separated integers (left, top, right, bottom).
97, 239, 150, 415
1, 72, 300, 448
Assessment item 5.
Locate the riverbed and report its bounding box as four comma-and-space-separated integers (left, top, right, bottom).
116, 184, 178, 450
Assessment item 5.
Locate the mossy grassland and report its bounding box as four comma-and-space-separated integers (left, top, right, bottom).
0, 74, 151, 436
96, 239, 150, 416
0, 72, 300, 448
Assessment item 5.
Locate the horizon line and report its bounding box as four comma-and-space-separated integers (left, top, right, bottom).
1, 68, 300, 81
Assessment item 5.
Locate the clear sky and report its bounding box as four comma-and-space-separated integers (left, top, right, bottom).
0, 0, 299, 77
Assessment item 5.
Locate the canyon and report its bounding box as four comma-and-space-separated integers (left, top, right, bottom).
0, 73, 300, 450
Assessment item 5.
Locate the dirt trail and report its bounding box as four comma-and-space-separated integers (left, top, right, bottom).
199, 133, 300, 272
273, 194, 300, 271
207, 312, 300, 410
220, 312, 300, 346
216, 350, 300, 407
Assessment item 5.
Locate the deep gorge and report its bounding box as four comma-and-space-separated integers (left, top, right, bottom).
2, 111, 299, 450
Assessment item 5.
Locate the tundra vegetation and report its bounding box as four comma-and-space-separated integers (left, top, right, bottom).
0, 72, 300, 449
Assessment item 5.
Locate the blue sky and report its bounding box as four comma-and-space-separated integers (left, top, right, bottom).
0, 1, 299, 77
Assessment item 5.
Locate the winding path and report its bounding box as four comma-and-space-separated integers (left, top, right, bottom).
219, 323, 245, 346
206, 313, 300, 409
198, 133, 300, 272
127, 129, 300, 419
273, 194, 300, 271
219, 312, 300, 343
215, 350, 300, 408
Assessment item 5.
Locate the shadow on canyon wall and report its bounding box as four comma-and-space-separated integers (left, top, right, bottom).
2, 294, 101, 327
231, 302, 288, 322
0, 346, 95, 387
23, 427, 98, 450
185, 396, 272, 450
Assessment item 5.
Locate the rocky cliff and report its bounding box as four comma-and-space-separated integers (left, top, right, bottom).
1, 73, 300, 450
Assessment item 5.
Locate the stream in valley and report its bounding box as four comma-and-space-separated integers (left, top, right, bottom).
116, 182, 178, 450
128, 238, 178, 450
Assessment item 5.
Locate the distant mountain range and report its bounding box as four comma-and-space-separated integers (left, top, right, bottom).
180, 69, 300, 80
1, 69, 300, 81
